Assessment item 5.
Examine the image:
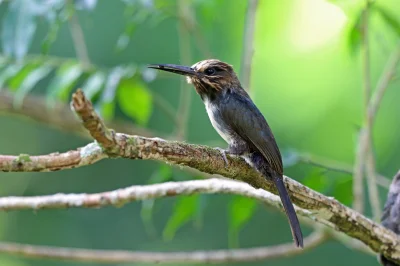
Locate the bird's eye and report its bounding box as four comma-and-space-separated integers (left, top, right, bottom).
204, 67, 216, 75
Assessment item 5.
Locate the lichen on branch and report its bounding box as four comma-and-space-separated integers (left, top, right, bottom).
0, 90, 399, 263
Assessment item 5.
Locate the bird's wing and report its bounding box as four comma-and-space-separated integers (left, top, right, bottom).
220, 93, 283, 174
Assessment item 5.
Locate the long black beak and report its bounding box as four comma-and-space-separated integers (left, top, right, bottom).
147, 64, 197, 76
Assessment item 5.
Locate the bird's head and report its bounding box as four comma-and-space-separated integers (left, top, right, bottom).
148, 59, 242, 99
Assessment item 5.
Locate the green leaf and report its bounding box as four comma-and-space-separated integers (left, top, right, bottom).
375, 5, 400, 36
100, 102, 115, 121
0, 64, 24, 89
348, 10, 363, 55
41, 13, 63, 55
8, 62, 41, 91
1, 0, 38, 60
302, 169, 330, 193
228, 196, 257, 248
332, 175, 353, 205
0, 256, 29, 266
148, 164, 173, 184
47, 61, 82, 104
194, 194, 208, 230
140, 165, 173, 238
82, 72, 106, 100
163, 195, 199, 241
98, 66, 126, 120
14, 64, 53, 108
118, 79, 153, 125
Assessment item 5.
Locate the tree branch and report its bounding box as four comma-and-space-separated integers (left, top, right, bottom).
353, 2, 372, 214
0, 178, 308, 214
1, 90, 400, 262
364, 42, 400, 221
368, 41, 400, 124
0, 230, 325, 264
2, 89, 391, 188
363, 37, 400, 221
72, 90, 117, 148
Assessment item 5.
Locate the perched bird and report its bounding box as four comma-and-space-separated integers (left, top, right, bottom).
148, 59, 303, 247
379, 171, 400, 266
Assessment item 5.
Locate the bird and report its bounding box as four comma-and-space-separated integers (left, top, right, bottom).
379, 171, 400, 265
148, 59, 303, 247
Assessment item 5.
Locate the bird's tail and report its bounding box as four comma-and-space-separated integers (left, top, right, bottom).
379, 255, 398, 266
273, 175, 304, 248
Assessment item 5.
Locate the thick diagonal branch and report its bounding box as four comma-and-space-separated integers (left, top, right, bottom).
1, 133, 400, 261
1, 90, 400, 263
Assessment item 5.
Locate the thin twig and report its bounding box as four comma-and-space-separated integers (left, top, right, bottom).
361, 3, 377, 217
0, 90, 391, 189
363, 34, 400, 221
368, 41, 400, 123
240, 0, 258, 92
175, 0, 193, 140
68, 7, 91, 68
365, 151, 381, 220
297, 153, 391, 189
0, 231, 325, 264
364, 42, 400, 220
2, 90, 400, 261
362, 4, 372, 108
353, 2, 371, 214
353, 129, 367, 213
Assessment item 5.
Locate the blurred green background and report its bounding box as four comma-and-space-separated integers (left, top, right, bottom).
1, 0, 400, 265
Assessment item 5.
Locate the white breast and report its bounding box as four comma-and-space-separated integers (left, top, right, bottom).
204, 99, 233, 144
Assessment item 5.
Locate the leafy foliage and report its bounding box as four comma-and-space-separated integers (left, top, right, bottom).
228, 196, 257, 248
116, 0, 165, 52
1, 0, 398, 252
163, 195, 199, 241
302, 169, 330, 193
118, 79, 152, 125
2, 0, 66, 60
0, 55, 155, 124
374, 5, 400, 36
2, 0, 39, 60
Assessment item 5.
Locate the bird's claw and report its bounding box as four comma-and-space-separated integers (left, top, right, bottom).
215, 147, 229, 167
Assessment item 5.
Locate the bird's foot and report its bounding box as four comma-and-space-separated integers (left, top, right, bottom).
215, 147, 229, 167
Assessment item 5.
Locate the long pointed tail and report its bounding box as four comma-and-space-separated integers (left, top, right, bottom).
273, 175, 304, 248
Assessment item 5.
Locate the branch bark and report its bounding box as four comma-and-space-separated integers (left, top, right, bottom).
0, 178, 309, 214
1, 90, 400, 263
0, 230, 325, 264
3, 90, 391, 187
